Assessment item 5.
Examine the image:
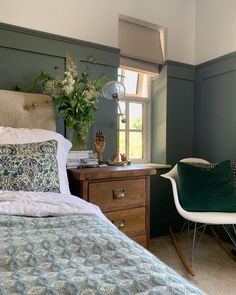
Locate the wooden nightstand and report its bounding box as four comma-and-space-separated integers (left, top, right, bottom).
67, 165, 156, 248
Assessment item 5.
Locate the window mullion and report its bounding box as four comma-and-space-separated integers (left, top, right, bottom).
142, 102, 145, 160
126, 100, 129, 159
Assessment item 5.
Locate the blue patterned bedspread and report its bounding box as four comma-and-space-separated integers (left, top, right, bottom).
0, 214, 206, 294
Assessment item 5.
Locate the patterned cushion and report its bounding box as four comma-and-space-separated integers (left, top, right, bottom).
0, 140, 60, 192
177, 160, 236, 212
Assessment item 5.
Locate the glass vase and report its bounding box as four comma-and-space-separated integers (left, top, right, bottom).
69, 124, 90, 150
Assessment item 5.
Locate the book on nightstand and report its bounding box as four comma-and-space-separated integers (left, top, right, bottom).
67, 150, 98, 168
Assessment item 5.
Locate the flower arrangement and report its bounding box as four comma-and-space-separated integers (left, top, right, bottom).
34, 53, 105, 149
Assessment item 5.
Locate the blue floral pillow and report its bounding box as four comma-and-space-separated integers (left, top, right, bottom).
0, 140, 60, 192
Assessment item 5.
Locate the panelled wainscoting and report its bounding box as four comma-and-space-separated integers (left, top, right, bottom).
1, 22, 236, 238
151, 61, 195, 166
194, 52, 236, 162
0, 22, 119, 160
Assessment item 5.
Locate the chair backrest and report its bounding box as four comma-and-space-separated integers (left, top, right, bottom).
161, 158, 209, 219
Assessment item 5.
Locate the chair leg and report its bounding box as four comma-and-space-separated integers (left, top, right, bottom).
169, 226, 196, 276
222, 225, 236, 247
169, 222, 207, 276
209, 226, 236, 262
189, 223, 206, 264
190, 222, 197, 265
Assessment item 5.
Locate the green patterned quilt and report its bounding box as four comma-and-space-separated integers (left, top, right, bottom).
0, 214, 206, 295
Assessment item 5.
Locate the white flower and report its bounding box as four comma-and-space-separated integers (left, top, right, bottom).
66, 54, 78, 78
62, 85, 74, 95
83, 89, 100, 104
45, 80, 54, 89
39, 52, 103, 147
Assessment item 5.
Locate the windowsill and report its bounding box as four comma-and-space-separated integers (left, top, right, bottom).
132, 162, 172, 169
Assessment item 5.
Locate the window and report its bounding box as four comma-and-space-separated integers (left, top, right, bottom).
117, 68, 151, 163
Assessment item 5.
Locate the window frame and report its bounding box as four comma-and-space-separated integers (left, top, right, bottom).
117, 68, 151, 163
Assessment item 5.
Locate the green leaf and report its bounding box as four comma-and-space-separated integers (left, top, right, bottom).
31, 52, 106, 148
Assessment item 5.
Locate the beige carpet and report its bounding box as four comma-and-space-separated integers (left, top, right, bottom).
149, 233, 236, 295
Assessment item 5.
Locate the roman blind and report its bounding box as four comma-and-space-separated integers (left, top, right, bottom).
119, 19, 164, 75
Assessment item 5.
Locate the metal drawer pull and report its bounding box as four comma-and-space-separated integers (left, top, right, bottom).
113, 188, 125, 199
113, 219, 125, 230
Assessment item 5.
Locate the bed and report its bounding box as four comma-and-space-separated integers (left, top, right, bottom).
0, 90, 206, 294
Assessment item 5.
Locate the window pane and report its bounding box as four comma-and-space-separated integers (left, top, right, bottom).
119, 131, 126, 154
129, 132, 143, 159
129, 103, 142, 130
118, 101, 126, 129
123, 69, 138, 95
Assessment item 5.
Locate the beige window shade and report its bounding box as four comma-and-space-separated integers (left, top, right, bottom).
119, 19, 164, 75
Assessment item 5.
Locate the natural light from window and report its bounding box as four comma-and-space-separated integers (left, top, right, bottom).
117, 68, 151, 162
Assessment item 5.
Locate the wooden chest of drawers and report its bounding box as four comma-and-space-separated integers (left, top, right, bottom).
67, 165, 156, 248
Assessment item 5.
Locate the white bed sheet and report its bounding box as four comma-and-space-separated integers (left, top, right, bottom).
0, 191, 108, 222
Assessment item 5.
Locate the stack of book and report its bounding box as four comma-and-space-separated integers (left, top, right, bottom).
67, 150, 99, 168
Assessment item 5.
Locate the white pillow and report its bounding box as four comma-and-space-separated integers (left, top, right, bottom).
0, 127, 72, 194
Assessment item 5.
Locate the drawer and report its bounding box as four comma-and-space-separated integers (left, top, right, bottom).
89, 178, 146, 212
132, 235, 147, 248
105, 207, 146, 237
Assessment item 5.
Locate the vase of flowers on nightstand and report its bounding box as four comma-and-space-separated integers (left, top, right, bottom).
34, 53, 106, 150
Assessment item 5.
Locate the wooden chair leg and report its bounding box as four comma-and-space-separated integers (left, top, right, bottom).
209, 226, 236, 263
169, 226, 196, 276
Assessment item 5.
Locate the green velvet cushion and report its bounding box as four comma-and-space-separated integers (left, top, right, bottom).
177, 160, 236, 212
0, 140, 60, 192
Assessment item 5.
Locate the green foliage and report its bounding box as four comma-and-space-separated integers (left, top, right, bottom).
33, 54, 106, 149
131, 117, 142, 129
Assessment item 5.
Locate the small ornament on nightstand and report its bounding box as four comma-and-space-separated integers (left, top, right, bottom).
110, 153, 119, 162
107, 152, 131, 166
93, 130, 106, 164
120, 153, 127, 162
120, 153, 131, 165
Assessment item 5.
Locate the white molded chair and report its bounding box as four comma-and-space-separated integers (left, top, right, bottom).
161, 158, 236, 276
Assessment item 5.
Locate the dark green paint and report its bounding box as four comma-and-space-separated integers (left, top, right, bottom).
0, 22, 119, 160
194, 52, 236, 162
167, 76, 194, 164
150, 168, 184, 238
151, 61, 195, 237
152, 61, 195, 165
2, 22, 236, 238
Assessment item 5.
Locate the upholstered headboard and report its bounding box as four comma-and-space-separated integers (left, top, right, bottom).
0, 90, 56, 131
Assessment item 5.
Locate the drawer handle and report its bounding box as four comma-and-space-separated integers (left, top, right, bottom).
113, 219, 125, 230
113, 188, 125, 199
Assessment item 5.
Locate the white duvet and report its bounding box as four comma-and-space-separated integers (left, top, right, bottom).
0, 191, 108, 222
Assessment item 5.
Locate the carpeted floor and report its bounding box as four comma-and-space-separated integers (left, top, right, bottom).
149, 233, 236, 295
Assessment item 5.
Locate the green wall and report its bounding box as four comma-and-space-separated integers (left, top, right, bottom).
0, 22, 120, 160
152, 61, 195, 165
151, 61, 195, 236
150, 168, 184, 238
194, 52, 236, 162
2, 22, 235, 164
151, 52, 236, 237
152, 52, 236, 165
2, 22, 236, 238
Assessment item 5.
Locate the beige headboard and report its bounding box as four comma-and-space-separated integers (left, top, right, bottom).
0, 90, 56, 131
